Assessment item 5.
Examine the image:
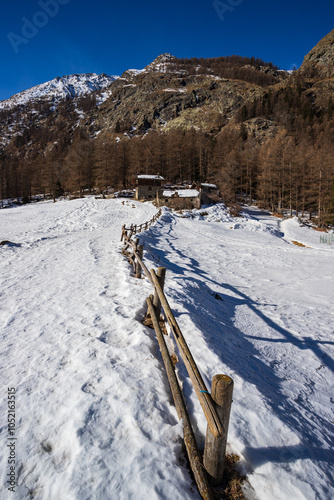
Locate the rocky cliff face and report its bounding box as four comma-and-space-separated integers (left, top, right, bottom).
296, 29, 334, 113
301, 29, 334, 77
89, 71, 265, 136
82, 52, 289, 139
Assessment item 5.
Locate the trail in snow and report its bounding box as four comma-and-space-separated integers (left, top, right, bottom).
0, 199, 197, 500
1, 199, 333, 500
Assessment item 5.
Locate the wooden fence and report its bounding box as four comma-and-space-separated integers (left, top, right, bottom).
121, 212, 233, 500
121, 209, 162, 240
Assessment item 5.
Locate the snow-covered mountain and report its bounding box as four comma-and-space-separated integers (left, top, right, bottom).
0, 54, 177, 112
0, 55, 179, 111
0, 73, 119, 110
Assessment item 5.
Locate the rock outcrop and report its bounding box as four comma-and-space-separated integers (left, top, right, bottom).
300, 29, 334, 77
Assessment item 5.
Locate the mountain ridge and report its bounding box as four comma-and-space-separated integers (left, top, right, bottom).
0, 51, 288, 148
1, 30, 333, 226
0, 73, 119, 110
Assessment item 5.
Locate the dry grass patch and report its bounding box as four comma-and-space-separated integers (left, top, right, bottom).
228, 204, 242, 218
213, 454, 247, 500
291, 240, 308, 247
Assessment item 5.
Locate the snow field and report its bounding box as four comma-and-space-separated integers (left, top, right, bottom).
139, 205, 334, 500
1, 199, 333, 500
0, 199, 198, 500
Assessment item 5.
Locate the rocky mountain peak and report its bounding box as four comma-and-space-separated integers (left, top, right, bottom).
145, 53, 177, 72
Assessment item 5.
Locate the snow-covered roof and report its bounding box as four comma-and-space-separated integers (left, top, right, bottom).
201, 183, 217, 189
137, 175, 164, 180
162, 189, 200, 198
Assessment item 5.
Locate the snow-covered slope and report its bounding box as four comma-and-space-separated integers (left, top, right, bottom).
0, 200, 333, 500
0, 73, 119, 110
1, 55, 177, 111
0, 54, 177, 112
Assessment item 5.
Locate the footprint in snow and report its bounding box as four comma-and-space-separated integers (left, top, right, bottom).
41, 441, 53, 454
82, 381, 98, 395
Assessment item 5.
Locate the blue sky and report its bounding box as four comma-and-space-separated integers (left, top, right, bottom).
0, 0, 333, 101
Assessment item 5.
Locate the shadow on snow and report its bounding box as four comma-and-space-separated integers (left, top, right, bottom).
139, 214, 334, 492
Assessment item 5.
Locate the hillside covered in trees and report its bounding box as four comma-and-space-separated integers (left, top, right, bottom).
0, 30, 334, 226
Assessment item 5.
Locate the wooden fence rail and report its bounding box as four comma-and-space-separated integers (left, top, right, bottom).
120, 212, 233, 499
121, 209, 162, 242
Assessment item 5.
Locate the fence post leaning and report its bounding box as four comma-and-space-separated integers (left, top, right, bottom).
153, 267, 166, 317
149, 270, 224, 441
135, 244, 144, 279
133, 238, 139, 275
146, 296, 214, 500
203, 375, 234, 485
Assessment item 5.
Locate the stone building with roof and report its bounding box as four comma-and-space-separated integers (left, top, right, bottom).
200, 183, 220, 204
135, 175, 165, 201
135, 175, 220, 209
156, 188, 201, 210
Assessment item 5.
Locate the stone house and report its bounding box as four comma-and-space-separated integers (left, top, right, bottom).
156, 188, 201, 210
135, 175, 164, 201
200, 183, 220, 205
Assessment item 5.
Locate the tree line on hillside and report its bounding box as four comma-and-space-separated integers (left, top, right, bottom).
169, 56, 282, 86
1, 114, 333, 225
236, 73, 334, 128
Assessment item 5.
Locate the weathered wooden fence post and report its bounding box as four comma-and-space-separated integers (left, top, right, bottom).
133, 238, 139, 276
153, 267, 166, 317
146, 295, 214, 500
121, 224, 125, 242
203, 375, 234, 485
135, 244, 144, 279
